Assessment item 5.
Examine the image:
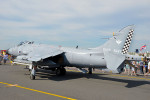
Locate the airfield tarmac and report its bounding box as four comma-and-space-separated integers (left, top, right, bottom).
0, 64, 150, 100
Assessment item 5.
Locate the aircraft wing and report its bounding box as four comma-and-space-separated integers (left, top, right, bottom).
15, 47, 64, 62
27, 47, 64, 61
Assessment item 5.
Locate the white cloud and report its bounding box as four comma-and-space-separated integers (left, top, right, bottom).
0, 0, 150, 50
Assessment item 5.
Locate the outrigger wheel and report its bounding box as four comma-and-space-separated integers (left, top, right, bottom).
88, 68, 92, 74
30, 68, 36, 80
30, 74, 35, 80
30, 63, 36, 80
56, 67, 66, 76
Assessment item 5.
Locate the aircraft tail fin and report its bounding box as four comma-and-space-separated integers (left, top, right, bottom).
102, 25, 134, 73
94, 25, 135, 54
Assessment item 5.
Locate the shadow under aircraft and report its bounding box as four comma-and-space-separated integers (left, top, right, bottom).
30, 70, 150, 88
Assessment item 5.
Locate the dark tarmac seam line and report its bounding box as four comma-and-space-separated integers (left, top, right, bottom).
67, 70, 150, 81
0, 82, 77, 100
110, 75, 150, 81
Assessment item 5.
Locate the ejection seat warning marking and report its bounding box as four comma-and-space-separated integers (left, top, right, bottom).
0, 82, 77, 100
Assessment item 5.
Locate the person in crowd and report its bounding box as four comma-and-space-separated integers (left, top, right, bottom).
135, 61, 139, 74
124, 63, 127, 73
3, 54, 8, 64
144, 58, 148, 73
144, 60, 150, 76
124, 63, 131, 75
0, 53, 3, 65
131, 61, 137, 76
139, 59, 144, 74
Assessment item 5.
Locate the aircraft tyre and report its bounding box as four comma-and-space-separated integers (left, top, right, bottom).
30, 74, 35, 80
88, 68, 92, 74
61, 67, 66, 75
30, 66, 36, 80
56, 67, 66, 76
26, 66, 28, 69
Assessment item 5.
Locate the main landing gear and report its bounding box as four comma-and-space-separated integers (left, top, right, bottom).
88, 68, 92, 74
29, 66, 66, 80
30, 66, 37, 80
56, 67, 66, 76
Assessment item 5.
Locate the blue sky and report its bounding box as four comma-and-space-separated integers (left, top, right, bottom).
0, 0, 150, 52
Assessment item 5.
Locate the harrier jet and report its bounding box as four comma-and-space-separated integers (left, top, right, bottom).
7, 25, 143, 80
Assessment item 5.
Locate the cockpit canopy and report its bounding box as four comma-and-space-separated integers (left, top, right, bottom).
17, 41, 34, 46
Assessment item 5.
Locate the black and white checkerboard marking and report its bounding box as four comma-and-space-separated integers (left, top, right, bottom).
122, 30, 134, 54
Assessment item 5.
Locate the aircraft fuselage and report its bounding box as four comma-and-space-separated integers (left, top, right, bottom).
8, 44, 107, 68
62, 47, 106, 68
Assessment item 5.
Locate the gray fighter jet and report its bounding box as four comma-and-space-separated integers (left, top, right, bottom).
7, 25, 143, 80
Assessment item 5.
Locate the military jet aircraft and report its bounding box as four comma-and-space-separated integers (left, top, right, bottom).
7, 25, 143, 80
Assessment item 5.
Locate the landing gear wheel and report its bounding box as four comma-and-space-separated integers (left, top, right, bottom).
26, 66, 28, 69
61, 68, 66, 76
56, 67, 66, 76
30, 74, 35, 80
56, 68, 61, 76
30, 66, 36, 80
88, 68, 92, 74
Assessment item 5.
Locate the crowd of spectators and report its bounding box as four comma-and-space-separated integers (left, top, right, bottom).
124, 58, 150, 76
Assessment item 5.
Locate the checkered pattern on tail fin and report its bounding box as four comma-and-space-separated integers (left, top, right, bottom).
122, 29, 134, 54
